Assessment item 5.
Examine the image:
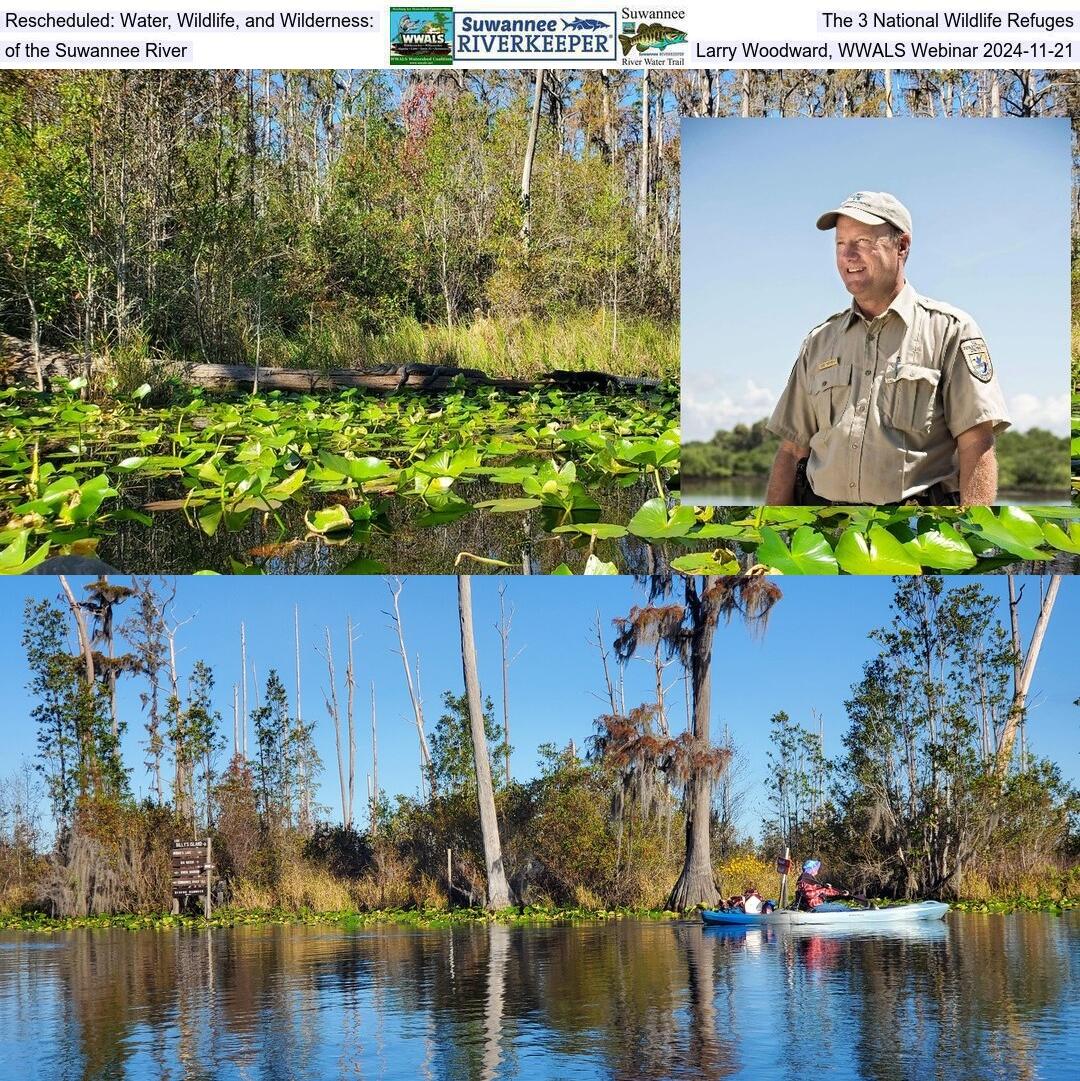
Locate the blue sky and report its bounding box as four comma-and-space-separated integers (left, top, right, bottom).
2, 575, 1077, 841
681, 117, 1073, 441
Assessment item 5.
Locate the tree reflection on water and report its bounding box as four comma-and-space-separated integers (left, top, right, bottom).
0, 913, 1075, 1080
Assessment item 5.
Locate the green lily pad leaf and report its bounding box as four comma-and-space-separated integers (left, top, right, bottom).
340, 557, 389, 574
228, 559, 265, 575
482, 466, 539, 485
62, 475, 118, 524
305, 504, 354, 535
116, 456, 147, 471
552, 522, 628, 540
66, 376, 88, 392
198, 504, 223, 537
902, 523, 978, 571
1018, 506, 1077, 520
835, 525, 923, 575
583, 554, 619, 575
0, 536, 51, 575
132, 383, 152, 400
963, 506, 1051, 560
1042, 520, 1080, 554
756, 526, 838, 575
551, 563, 573, 575
474, 497, 543, 513
627, 498, 696, 540
670, 551, 741, 575
264, 468, 307, 500
111, 508, 153, 527
318, 451, 391, 482
692, 523, 758, 540
416, 492, 473, 527
0, 530, 30, 569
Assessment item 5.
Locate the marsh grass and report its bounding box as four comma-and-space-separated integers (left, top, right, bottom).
252, 313, 677, 381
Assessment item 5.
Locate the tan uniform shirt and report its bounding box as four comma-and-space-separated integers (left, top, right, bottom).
767, 282, 1011, 504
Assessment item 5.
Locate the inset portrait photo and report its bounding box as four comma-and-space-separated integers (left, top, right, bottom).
680, 117, 1072, 507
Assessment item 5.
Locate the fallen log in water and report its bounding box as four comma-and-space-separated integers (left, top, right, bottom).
0, 334, 660, 395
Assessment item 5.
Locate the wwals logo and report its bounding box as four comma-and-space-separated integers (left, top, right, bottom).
390, 8, 454, 65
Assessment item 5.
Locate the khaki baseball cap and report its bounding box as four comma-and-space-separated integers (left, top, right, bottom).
816, 191, 912, 234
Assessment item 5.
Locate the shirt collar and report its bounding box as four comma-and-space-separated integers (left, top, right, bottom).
846, 281, 917, 329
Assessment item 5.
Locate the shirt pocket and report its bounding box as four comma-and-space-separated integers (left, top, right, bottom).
885, 363, 941, 435
809, 358, 852, 430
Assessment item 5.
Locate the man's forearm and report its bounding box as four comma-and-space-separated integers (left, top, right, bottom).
957, 423, 997, 504
766, 442, 808, 504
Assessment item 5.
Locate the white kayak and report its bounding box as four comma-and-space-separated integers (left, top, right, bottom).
701, 900, 950, 927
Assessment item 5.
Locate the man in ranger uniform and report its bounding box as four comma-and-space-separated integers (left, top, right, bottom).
765, 191, 1010, 505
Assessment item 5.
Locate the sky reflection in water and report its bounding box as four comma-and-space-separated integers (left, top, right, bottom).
0, 913, 1076, 1080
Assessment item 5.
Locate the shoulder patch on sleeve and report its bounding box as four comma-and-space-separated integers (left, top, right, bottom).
960, 338, 993, 382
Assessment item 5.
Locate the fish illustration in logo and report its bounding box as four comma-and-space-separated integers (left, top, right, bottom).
618, 22, 686, 55
563, 17, 608, 31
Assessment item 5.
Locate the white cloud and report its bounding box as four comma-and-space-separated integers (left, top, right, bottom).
1006, 392, 1070, 436
681, 377, 777, 441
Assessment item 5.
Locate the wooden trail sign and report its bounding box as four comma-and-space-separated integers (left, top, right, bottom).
172, 838, 213, 915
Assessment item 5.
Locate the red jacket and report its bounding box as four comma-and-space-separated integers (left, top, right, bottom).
796, 873, 842, 910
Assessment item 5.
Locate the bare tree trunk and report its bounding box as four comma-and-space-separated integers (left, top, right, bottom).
458, 576, 510, 910
322, 628, 350, 829
28, 298, 43, 392
637, 71, 650, 223
884, 70, 893, 117
294, 604, 312, 832
594, 610, 619, 715
370, 681, 378, 834
345, 614, 356, 827
496, 584, 516, 786
241, 622, 248, 760
387, 579, 433, 793
995, 576, 1061, 778
59, 576, 95, 686
519, 69, 545, 258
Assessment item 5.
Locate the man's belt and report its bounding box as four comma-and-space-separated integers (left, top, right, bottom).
793, 459, 960, 507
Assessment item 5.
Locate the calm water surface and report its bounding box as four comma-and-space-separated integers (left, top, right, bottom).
0, 914, 1076, 1080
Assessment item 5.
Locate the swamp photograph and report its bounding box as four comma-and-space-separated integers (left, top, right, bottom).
0, 572, 1077, 1079
3, 70, 1080, 576
0, 68, 679, 575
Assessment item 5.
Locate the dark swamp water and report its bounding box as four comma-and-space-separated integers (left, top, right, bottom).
97, 479, 666, 575
1, 914, 1077, 1080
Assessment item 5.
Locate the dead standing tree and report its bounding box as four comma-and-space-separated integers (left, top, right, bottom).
458, 576, 511, 910
317, 622, 356, 829
994, 575, 1061, 781
385, 578, 434, 796
614, 573, 782, 910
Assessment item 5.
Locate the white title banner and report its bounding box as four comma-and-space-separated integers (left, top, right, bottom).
3, 2, 1080, 67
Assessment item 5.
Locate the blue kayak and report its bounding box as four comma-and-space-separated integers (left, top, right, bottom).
701, 901, 949, 927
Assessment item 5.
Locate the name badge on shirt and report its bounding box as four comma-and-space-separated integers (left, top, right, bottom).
817, 357, 840, 371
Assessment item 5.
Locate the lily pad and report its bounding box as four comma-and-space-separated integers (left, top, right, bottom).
835, 525, 923, 575
756, 526, 838, 575
627, 498, 696, 540
304, 504, 354, 535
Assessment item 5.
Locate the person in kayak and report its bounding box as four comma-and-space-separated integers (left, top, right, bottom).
722, 886, 763, 913
794, 860, 848, 910
742, 886, 763, 914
